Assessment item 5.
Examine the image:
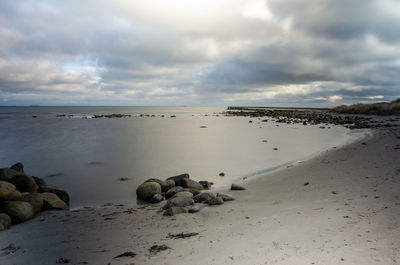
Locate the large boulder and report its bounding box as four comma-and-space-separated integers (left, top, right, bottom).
181, 179, 203, 190
136, 182, 162, 201
40, 185, 69, 205
193, 192, 216, 203
0, 181, 22, 201
8, 173, 37, 193
41, 192, 68, 210
0, 213, 12, 231
162, 197, 194, 210
165, 186, 183, 199
22, 193, 43, 214
166, 173, 189, 187
10, 162, 24, 173
0, 168, 21, 181
0, 201, 34, 224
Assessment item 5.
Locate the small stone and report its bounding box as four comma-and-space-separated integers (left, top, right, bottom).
219, 172, 225, 177
231, 184, 246, 191
208, 197, 224, 206
188, 203, 205, 213
162, 197, 194, 210
165, 186, 183, 199
172, 191, 193, 199
150, 194, 164, 204
193, 192, 216, 203
163, 207, 187, 216
217, 193, 235, 201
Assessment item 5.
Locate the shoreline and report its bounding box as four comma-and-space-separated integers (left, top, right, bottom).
1, 126, 399, 265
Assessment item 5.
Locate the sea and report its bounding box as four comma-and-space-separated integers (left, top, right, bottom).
0, 106, 366, 208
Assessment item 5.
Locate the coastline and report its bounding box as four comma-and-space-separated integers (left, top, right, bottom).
1, 126, 399, 265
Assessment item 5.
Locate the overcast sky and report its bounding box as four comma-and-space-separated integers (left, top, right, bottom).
1, 0, 399, 107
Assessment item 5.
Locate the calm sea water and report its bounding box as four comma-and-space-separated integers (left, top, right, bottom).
0, 106, 364, 208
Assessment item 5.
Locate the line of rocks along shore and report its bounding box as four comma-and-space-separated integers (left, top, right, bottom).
0, 163, 69, 231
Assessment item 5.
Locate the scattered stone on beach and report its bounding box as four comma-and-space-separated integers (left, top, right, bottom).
199, 181, 213, 190
112, 251, 136, 259
149, 244, 170, 253
166, 173, 189, 187
304, 182, 310, 186
22, 193, 43, 215
10, 162, 24, 173
181, 178, 204, 190
208, 197, 224, 206
172, 191, 193, 199
0, 181, 22, 201
188, 203, 205, 213
167, 232, 199, 239
273, 148, 279, 151
193, 192, 216, 203
217, 193, 235, 201
0, 213, 12, 231
136, 182, 162, 201
231, 184, 246, 191
163, 206, 187, 216
150, 194, 164, 204
165, 186, 183, 199
41, 185, 70, 205
41, 192, 68, 210
0, 201, 34, 224
200, 126, 207, 128
162, 197, 194, 210
219, 172, 225, 177
8, 173, 37, 193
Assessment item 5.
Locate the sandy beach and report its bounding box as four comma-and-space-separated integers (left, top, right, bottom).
1, 126, 399, 265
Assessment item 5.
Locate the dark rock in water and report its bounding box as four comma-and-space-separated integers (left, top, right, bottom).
32, 115, 37, 118
32, 176, 46, 191
165, 186, 183, 199
118, 177, 131, 181
181, 178, 204, 190
22, 193, 43, 215
41, 192, 68, 210
0, 201, 34, 224
0, 181, 22, 201
136, 182, 162, 201
41, 185, 70, 205
200, 126, 207, 128
188, 203, 205, 213
150, 194, 164, 204
0, 213, 12, 231
273, 148, 279, 150
193, 192, 216, 203
45, 173, 63, 178
231, 184, 246, 190
199, 181, 213, 190
162, 197, 194, 210
8, 173, 37, 193
208, 197, 224, 206
10, 162, 24, 173
217, 193, 235, 201
88, 161, 103, 165
172, 191, 193, 199
163, 207, 187, 216
166, 173, 189, 187
161, 180, 175, 192
219, 172, 225, 177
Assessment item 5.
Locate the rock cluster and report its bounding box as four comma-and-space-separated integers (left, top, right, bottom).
0, 163, 69, 231
136, 173, 236, 216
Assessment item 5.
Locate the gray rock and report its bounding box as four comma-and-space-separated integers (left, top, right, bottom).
172, 191, 193, 199
41, 192, 68, 210
32, 176, 46, 191
22, 193, 43, 214
231, 184, 246, 190
0, 213, 12, 231
166, 173, 189, 187
10, 162, 24, 173
163, 207, 187, 216
217, 193, 235, 201
198, 181, 213, 190
188, 203, 206, 213
193, 192, 216, 203
136, 182, 162, 201
162, 197, 194, 210
144, 178, 164, 185
40, 185, 70, 205
161, 180, 175, 192
165, 186, 183, 199
181, 178, 204, 190
181, 188, 201, 196
0, 201, 34, 224
208, 197, 224, 206
8, 173, 37, 193
0, 181, 22, 201
150, 194, 164, 204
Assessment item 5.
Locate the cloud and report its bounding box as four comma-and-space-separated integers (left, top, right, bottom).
0, 0, 399, 106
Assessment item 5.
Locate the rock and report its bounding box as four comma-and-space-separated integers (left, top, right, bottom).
181, 178, 203, 190
231, 184, 246, 190
41, 192, 68, 210
22, 193, 43, 214
193, 192, 216, 203
40, 185, 70, 205
217, 193, 235, 201
165, 186, 183, 199
219, 172, 225, 176
188, 203, 205, 213
181, 188, 201, 196
198, 181, 213, 190
136, 182, 162, 201
0, 168, 21, 181
10, 162, 24, 173
0, 201, 34, 224
172, 191, 193, 199
0, 181, 22, 201
166, 173, 189, 187
163, 207, 187, 216
144, 178, 164, 185
150, 194, 164, 204
0, 213, 12, 231
32, 176, 46, 191
162, 197, 194, 210
208, 197, 224, 206
161, 180, 175, 192
8, 173, 37, 193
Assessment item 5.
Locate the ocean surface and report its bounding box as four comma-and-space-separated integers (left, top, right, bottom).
0, 106, 365, 208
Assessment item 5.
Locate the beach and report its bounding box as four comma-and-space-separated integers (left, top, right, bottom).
1, 125, 399, 265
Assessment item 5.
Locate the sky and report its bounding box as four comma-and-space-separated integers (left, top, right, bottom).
0, 0, 399, 107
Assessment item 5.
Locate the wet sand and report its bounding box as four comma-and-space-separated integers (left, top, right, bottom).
1, 127, 399, 265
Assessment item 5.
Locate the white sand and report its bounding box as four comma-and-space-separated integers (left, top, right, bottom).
1, 127, 399, 265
